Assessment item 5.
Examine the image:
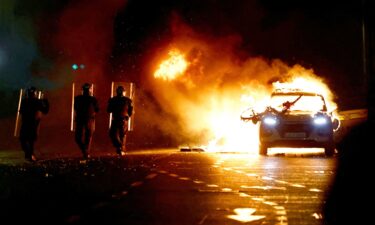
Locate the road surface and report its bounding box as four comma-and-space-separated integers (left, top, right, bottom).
0, 149, 336, 225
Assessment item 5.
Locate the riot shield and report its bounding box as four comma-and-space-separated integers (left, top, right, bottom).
108, 82, 135, 131
70, 82, 95, 131
14, 89, 45, 137
14, 89, 24, 137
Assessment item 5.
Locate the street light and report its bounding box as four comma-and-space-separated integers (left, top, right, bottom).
72, 64, 85, 70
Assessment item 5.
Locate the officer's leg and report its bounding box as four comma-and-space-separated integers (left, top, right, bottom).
20, 125, 32, 160
110, 121, 121, 147
75, 123, 85, 152
29, 139, 36, 160
20, 138, 31, 159
29, 123, 38, 160
109, 125, 117, 147
119, 120, 129, 151
84, 119, 95, 155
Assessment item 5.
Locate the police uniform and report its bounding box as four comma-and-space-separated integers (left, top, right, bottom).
19, 88, 49, 161
74, 84, 99, 159
107, 89, 133, 156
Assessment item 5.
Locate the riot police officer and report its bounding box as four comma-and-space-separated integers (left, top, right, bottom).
74, 83, 99, 159
19, 87, 49, 162
107, 86, 133, 156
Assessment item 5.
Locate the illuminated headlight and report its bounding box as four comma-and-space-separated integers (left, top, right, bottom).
263, 117, 277, 126
313, 117, 327, 125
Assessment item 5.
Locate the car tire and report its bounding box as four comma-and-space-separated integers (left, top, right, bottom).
259, 143, 268, 156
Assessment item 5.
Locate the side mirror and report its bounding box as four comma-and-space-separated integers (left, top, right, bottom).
240, 108, 260, 124
251, 116, 259, 125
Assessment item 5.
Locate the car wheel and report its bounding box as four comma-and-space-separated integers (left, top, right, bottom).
259, 143, 268, 156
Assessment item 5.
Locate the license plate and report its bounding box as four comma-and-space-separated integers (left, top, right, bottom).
285, 132, 306, 138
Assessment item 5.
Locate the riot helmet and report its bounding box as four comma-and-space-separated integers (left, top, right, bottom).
116, 86, 125, 97
82, 83, 93, 96
27, 86, 37, 98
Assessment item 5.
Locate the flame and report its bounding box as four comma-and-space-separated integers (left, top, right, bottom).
204, 76, 337, 153
206, 105, 259, 152
154, 49, 189, 81
151, 44, 337, 155
272, 73, 337, 112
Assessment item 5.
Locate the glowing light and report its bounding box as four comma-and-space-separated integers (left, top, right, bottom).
205, 110, 259, 153
268, 148, 325, 155
72, 64, 78, 70
263, 117, 277, 125
313, 117, 327, 125
154, 49, 188, 81
227, 208, 265, 223
272, 76, 337, 112
206, 77, 336, 153
152, 46, 337, 155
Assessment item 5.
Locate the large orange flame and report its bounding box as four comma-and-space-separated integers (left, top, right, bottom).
151, 45, 337, 154
154, 49, 189, 81
272, 68, 337, 112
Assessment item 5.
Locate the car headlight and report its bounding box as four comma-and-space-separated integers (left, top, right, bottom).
263, 117, 277, 126
313, 116, 327, 125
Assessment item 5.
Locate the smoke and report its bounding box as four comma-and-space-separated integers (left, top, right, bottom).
0, 1, 340, 152
37, 0, 128, 153
0, 0, 42, 90
143, 14, 336, 146
52, 0, 126, 85
0, 0, 128, 153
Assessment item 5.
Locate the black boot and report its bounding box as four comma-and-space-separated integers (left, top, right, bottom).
116, 147, 125, 157
82, 149, 91, 160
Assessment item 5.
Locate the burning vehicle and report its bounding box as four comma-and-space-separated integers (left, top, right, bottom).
242, 88, 340, 156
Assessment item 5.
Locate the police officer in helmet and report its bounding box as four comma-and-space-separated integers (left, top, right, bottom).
19, 86, 49, 162
74, 83, 99, 159
107, 85, 133, 156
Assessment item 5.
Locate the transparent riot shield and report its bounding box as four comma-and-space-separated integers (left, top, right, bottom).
109, 82, 135, 131
70, 82, 95, 131
14, 89, 45, 137
14, 89, 24, 137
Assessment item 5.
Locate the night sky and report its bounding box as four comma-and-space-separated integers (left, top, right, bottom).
0, 0, 374, 150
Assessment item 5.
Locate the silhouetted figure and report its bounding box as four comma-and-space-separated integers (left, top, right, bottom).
323, 120, 373, 225
324, 2, 374, 221
107, 86, 133, 156
74, 83, 99, 159
19, 87, 49, 162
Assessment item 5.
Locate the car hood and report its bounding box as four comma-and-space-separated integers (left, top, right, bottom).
280, 111, 315, 122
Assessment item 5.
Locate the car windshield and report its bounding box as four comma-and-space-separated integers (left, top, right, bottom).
270, 94, 326, 112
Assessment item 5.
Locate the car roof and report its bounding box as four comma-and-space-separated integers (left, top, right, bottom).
271, 91, 323, 98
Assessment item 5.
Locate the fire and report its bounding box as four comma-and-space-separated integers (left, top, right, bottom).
272, 75, 337, 112
154, 49, 189, 81
205, 76, 337, 153
152, 46, 337, 154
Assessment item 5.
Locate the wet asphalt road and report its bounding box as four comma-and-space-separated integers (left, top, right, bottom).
0, 149, 336, 225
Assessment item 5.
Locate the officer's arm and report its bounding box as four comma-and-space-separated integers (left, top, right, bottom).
128, 99, 134, 117
41, 99, 49, 114
74, 96, 78, 111
107, 99, 112, 113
